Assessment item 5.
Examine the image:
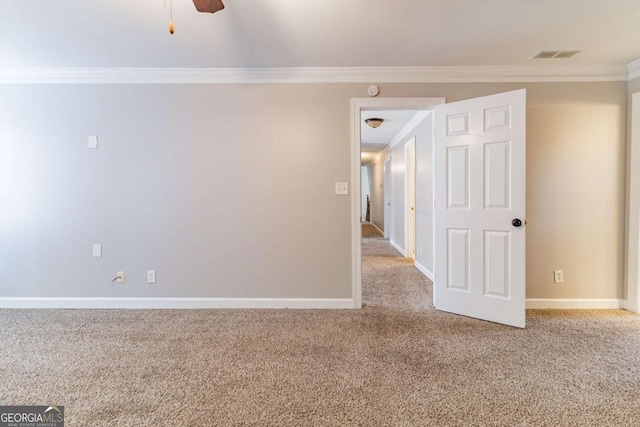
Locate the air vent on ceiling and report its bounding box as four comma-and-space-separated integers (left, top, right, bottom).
530, 50, 581, 60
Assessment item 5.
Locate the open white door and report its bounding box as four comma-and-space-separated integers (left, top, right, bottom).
405, 138, 416, 259
434, 89, 526, 328
383, 157, 391, 238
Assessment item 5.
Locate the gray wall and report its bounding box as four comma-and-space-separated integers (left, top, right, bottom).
0, 81, 629, 300
0, 84, 354, 298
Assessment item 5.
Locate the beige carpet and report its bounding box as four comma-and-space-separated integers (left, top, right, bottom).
361, 222, 383, 238
1, 226, 639, 426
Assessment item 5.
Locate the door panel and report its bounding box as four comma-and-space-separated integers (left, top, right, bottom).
484, 141, 510, 210
447, 145, 470, 209
484, 230, 510, 298
434, 89, 526, 328
447, 229, 470, 291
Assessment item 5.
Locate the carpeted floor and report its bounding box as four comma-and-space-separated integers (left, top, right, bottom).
1, 225, 639, 426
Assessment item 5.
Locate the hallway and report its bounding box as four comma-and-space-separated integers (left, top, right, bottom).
361, 223, 432, 311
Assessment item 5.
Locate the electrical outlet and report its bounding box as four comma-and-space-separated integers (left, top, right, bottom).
116, 271, 125, 284
553, 270, 564, 284
147, 270, 156, 284
92, 244, 102, 258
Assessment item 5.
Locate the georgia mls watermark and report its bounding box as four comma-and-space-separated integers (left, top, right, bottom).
0, 406, 64, 427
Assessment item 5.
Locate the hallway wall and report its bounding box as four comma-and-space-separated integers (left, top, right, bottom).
370, 158, 385, 232
413, 117, 434, 275
370, 115, 433, 270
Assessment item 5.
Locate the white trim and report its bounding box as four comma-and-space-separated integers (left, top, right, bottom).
351, 100, 363, 309
525, 299, 624, 310
629, 59, 640, 81
389, 239, 407, 257
625, 91, 640, 314
352, 98, 445, 310
0, 297, 354, 310
0, 64, 629, 85
414, 260, 434, 282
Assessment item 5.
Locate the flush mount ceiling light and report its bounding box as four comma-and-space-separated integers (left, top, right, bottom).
166, 0, 225, 34
365, 118, 384, 129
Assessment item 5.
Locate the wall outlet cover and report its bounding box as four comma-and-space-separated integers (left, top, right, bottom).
553, 270, 564, 284
147, 270, 156, 284
92, 244, 102, 258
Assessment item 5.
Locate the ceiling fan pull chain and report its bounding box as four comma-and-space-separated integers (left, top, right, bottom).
168, 0, 175, 34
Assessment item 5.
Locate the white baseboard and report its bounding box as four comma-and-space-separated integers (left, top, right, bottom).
370, 222, 384, 237
3, 297, 627, 311
525, 298, 625, 309
389, 239, 406, 257
0, 297, 355, 310
414, 261, 434, 281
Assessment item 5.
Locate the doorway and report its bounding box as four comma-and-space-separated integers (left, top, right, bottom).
352, 91, 527, 328
383, 157, 391, 238
351, 97, 445, 309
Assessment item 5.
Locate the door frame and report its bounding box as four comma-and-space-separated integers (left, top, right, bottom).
383, 156, 392, 238
625, 91, 640, 314
350, 97, 446, 308
404, 137, 416, 260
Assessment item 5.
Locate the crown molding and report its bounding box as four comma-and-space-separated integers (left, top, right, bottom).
0, 64, 630, 84
629, 58, 640, 81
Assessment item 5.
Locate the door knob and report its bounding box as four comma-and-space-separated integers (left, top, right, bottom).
512, 218, 523, 228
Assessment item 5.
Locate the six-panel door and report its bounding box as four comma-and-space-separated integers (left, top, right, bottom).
434, 89, 526, 328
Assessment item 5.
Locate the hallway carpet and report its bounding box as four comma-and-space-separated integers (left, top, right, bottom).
1, 227, 639, 426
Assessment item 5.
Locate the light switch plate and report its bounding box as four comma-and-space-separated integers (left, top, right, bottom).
92, 244, 102, 258
88, 135, 98, 149
335, 182, 349, 195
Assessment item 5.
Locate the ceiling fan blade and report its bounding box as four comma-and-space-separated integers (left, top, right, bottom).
193, 0, 225, 13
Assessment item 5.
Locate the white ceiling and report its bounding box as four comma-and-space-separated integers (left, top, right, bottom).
2, 1, 640, 68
